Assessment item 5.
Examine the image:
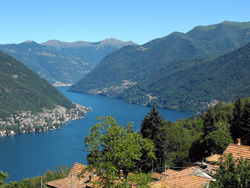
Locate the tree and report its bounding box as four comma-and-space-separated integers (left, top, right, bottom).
0, 171, 8, 185
230, 97, 243, 140
210, 154, 250, 188
140, 106, 168, 172
84, 116, 156, 187
239, 100, 250, 144
54, 164, 71, 179
202, 107, 216, 137
164, 123, 193, 166
202, 129, 233, 155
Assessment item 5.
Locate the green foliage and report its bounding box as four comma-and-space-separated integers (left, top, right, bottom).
0, 171, 8, 185
122, 41, 250, 113
189, 102, 234, 159
0, 40, 135, 84
230, 97, 243, 140
164, 123, 193, 166
0, 51, 74, 119
84, 116, 156, 187
238, 100, 250, 145
54, 164, 71, 179
210, 154, 250, 188
202, 129, 233, 155
2, 164, 70, 188
70, 21, 250, 113
140, 107, 205, 168
230, 97, 250, 144
140, 106, 169, 172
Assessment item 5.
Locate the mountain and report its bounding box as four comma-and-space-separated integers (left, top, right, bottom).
0, 39, 136, 85
42, 38, 135, 49
69, 21, 250, 112
69, 21, 250, 95
117, 41, 250, 112
0, 50, 74, 119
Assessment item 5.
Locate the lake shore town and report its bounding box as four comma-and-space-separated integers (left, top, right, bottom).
0, 103, 91, 136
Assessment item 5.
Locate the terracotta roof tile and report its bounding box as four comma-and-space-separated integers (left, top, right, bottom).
48, 163, 214, 187
68, 162, 86, 177
206, 154, 221, 162
151, 167, 213, 188
152, 172, 166, 180
223, 143, 250, 159
47, 175, 87, 188
161, 169, 177, 176
152, 175, 212, 188
47, 163, 90, 188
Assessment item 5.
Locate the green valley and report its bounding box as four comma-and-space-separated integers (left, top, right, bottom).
0, 39, 136, 85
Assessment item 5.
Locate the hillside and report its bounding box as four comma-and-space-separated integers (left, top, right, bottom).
116, 41, 250, 112
0, 39, 136, 85
69, 21, 250, 95
0, 50, 74, 119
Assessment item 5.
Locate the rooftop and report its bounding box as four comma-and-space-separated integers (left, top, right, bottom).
151, 166, 213, 188
224, 143, 250, 160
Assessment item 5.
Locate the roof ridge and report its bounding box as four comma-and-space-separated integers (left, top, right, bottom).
166, 166, 201, 179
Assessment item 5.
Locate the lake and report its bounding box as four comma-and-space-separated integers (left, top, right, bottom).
0, 87, 193, 182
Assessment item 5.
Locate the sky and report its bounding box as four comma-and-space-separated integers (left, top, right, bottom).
0, 0, 250, 45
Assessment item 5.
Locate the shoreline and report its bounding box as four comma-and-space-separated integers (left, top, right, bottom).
53, 83, 73, 87
0, 103, 92, 137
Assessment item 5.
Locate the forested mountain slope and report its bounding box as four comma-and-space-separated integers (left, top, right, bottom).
118, 41, 250, 112
0, 39, 136, 85
0, 51, 74, 119
69, 21, 250, 95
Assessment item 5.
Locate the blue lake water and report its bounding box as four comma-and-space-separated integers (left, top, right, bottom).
0, 87, 193, 182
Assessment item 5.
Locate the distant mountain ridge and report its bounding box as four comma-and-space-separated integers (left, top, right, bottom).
0, 39, 136, 85
42, 38, 136, 48
69, 21, 250, 112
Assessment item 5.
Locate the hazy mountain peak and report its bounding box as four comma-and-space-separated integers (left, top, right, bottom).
23, 40, 35, 43
41, 40, 91, 48
42, 39, 137, 48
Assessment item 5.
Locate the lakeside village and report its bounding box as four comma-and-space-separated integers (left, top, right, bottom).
0, 103, 91, 136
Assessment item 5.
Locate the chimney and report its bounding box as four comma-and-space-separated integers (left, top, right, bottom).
237, 138, 241, 145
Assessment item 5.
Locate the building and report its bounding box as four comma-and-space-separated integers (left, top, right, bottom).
47, 163, 94, 188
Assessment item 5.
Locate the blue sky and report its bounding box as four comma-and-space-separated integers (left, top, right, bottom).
1, 0, 250, 45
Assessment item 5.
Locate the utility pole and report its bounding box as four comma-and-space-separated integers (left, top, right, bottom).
41, 178, 42, 188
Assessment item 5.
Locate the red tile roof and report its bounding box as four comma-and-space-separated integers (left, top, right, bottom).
151, 166, 213, 188
223, 143, 250, 159
47, 163, 91, 188
161, 169, 177, 176
206, 154, 221, 163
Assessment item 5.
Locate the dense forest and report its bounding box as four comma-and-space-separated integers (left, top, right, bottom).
118, 41, 250, 112
69, 21, 250, 113
0, 51, 74, 120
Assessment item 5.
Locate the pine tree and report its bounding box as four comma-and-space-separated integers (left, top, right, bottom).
230, 97, 243, 140
202, 108, 216, 137
140, 106, 168, 172
239, 100, 250, 144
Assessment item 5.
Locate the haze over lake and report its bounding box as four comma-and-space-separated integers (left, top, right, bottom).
0, 87, 193, 182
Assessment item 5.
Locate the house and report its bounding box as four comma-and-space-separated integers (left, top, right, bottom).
150, 166, 213, 188
203, 138, 250, 164
223, 139, 250, 160
47, 163, 93, 188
